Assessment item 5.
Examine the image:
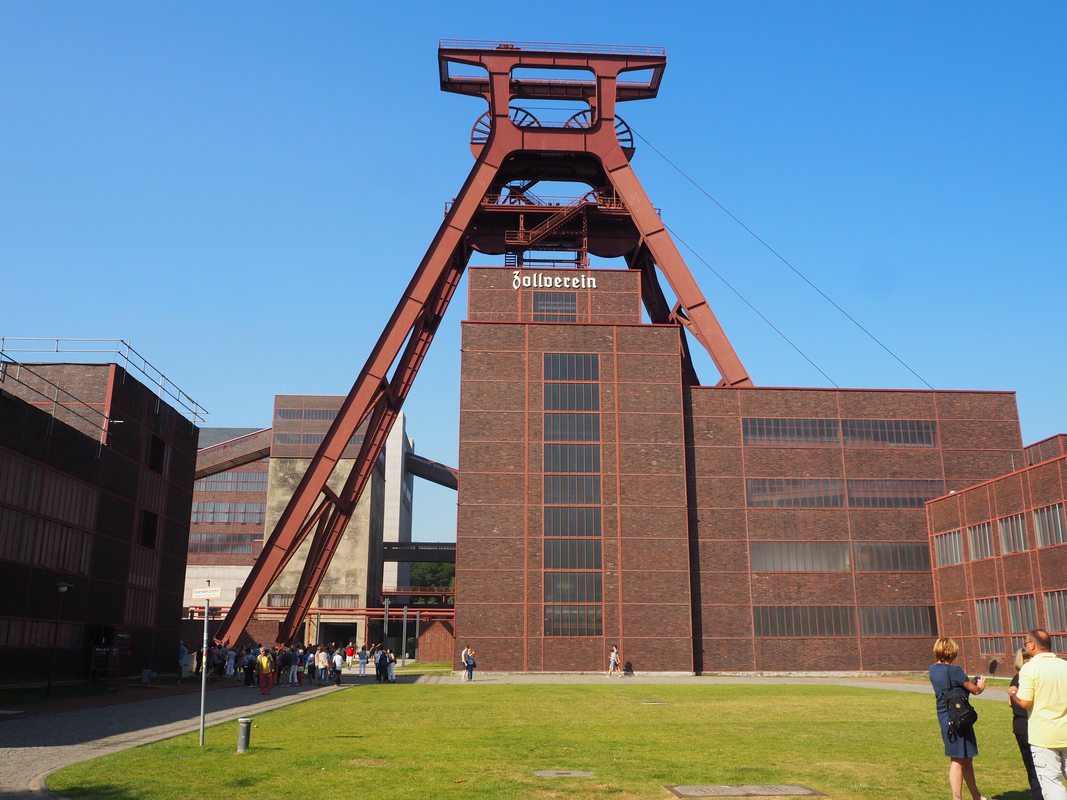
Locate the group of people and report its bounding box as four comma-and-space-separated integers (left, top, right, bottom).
931, 629, 1067, 800
190, 641, 406, 694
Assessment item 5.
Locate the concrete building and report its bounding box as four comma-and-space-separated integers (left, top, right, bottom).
454, 266, 1023, 673
185, 401, 415, 646
927, 434, 1067, 670
0, 355, 199, 683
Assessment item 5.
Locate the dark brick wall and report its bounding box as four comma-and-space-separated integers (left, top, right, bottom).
0, 364, 198, 683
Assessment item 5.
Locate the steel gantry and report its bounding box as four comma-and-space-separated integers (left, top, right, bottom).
212, 39, 752, 647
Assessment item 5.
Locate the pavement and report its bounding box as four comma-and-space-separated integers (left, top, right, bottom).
0, 671, 1008, 800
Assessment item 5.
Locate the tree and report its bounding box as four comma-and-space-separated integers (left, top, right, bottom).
409, 562, 454, 588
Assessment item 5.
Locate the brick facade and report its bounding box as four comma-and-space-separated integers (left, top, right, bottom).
455, 266, 1025, 673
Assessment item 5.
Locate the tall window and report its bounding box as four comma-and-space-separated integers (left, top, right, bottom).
543, 353, 602, 637
999, 514, 1028, 554
975, 598, 1003, 635
1045, 591, 1067, 633
1008, 594, 1038, 633
1035, 504, 1067, 547
933, 531, 963, 566
967, 523, 995, 560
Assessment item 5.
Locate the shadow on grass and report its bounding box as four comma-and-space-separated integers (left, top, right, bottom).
997, 791, 1033, 800
41, 784, 142, 800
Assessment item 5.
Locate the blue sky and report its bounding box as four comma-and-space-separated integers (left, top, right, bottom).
2, 3, 1064, 541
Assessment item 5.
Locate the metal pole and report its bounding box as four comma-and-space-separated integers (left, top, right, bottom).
415, 609, 422, 663
46, 588, 66, 695
401, 606, 409, 666
237, 717, 254, 753
199, 584, 210, 747
383, 598, 390, 649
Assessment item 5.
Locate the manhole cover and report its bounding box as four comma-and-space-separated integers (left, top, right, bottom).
665, 786, 824, 798
534, 770, 595, 778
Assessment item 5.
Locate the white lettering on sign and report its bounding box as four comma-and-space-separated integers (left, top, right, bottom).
512, 271, 597, 290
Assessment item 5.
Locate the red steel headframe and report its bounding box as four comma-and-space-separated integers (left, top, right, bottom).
213, 40, 751, 647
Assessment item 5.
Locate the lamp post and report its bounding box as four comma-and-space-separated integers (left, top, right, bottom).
955, 610, 966, 669
46, 582, 73, 695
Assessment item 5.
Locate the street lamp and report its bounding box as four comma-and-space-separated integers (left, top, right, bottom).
954, 610, 966, 670
46, 582, 73, 695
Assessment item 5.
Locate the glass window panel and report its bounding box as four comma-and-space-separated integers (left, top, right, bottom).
544, 383, 600, 411
967, 523, 995, 560
741, 418, 840, 447
859, 606, 937, 637
933, 531, 963, 566
533, 292, 578, 322
544, 413, 601, 442
846, 479, 945, 509
852, 541, 931, 571
544, 444, 600, 473
999, 514, 1028, 554
544, 507, 601, 537
1035, 504, 1067, 547
544, 604, 603, 636
753, 606, 855, 637
544, 353, 599, 382
544, 475, 601, 505
1007, 594, 1038, 633
1044, 590, 1067, 633
746, 479, 846, 509
841, 419, 938, 448
975, 597, 1003, 634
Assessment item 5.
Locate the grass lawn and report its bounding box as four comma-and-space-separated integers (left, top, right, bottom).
47, 683, 1032, 800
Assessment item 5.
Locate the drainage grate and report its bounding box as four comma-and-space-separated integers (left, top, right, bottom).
534, 770, 595, 778
665, 786, 825, 798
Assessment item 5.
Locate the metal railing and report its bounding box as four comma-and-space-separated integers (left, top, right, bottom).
445, 191, 627, 215
0, 338, 208, 424
439, 39, 665, 57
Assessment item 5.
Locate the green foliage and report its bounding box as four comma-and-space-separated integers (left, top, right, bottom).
47, 684, 1028, 800
408, 562, 455, 588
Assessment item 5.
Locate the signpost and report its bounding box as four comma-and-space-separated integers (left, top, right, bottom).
190, 584, 222, 746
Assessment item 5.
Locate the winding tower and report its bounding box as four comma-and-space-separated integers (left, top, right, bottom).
213, 40, 752, 648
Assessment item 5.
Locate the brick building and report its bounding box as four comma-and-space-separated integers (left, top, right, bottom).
455, 266, 1024, 673
927, 434, 1067, 672
0, 359, 198, 683
185, 400, 415, 647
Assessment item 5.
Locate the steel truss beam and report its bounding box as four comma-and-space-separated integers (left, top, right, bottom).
213, 42, 751, 647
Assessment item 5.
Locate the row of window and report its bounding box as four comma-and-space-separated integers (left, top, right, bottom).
0, 507, 93, 574
273, 433, 365, 446
746, 478, 945, 509
265, 594, 360, 608
933, 505, 1067, 566
753, 605, 937, 638
533, 292, 578, 323
193, 472, 270, 493
0, 618, 83, 649
0, 449, 99, 529
974, 591, 1067, 635
275, 408, 340, 420
543, 353, 603, 636
544, 507, 602, 537
544, 444, 600, 473
545, 538, 602, 570
976, 636, 1067, 655
742, 418, 938, 448
749, 541, 931, 573
191, 502, 267, 524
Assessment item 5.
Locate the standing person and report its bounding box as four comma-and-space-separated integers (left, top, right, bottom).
225, 646, 236, 678
460, 646, 470, 682
465, 647, 476, 682
277, 646, 293, 687
1009, 647, 1044, 800
243, 648, 256, 687
345, 643, 356, 670
178, 641, 187, 678
929, 637, 989, 800
256, 647, 275, 695
1012, 629, 1067, 800
386, 648, 396, 683
358, 645, 369, 678
607, 646, 621, 677
332, 648, 344, 685
294, 648, 305, 686
374, 647, 387, 683
315, 647, 330, 686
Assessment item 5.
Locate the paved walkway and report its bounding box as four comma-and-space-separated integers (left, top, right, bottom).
0, 673, 1007, 799
0, 681, 347, 800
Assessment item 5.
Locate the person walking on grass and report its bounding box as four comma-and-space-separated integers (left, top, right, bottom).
1012, 629, 1067, 800
929, 637, 990, 800
464, 647, 476, 682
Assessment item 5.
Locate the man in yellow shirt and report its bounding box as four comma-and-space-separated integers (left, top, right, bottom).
1013, 629, 1067, 800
